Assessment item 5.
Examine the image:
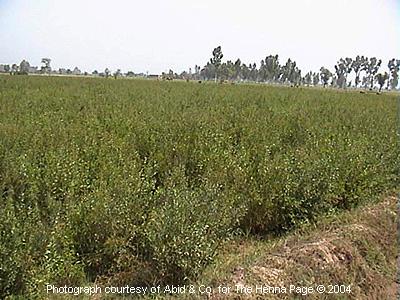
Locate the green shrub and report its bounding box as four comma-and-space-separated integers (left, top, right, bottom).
0, 76, 398, 298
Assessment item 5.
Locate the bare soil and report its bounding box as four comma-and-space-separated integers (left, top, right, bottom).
209, 194, 399, 299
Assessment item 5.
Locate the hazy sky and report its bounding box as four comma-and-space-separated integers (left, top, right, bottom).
0, 0, 399, 74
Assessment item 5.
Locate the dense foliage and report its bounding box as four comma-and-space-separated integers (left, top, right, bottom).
0, 76, 398, 298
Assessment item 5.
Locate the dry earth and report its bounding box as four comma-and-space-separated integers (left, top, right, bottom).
206, 194, 399, 300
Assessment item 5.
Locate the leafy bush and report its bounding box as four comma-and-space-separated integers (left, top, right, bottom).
0, 76, 398, 298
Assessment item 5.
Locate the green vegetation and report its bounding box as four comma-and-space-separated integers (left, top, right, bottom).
0, 76, 398, 298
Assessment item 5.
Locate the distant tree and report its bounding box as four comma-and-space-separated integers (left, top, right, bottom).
168, 69, 175, 79
180, 70, 188, 80
220, 60, 236, 81
126, 71, 135, 77
194, 65, 201, 80
258, 59, 266, 82
304, 71, 312, 86
292, 68, 302, 86
280, 58, 301, 85
234, 59, 242, 81
19, 60, 30, 75
113, 69, 121, 79
343, 57, 353, 86
264, 55, 281, 82
92, 70, 99, 76
249, 63, 257, 81
4, 65, 10, 73
104, 68, 111, 78
365, 57, 381, 89
320, 67, 332, 87
375, 72, 389, 92
41, 58, 51, 74
200, 62, 216, 80
240, 63, 250, 81
334, 58, 352, 88
312, 72, 320, 86
387, 59, 400, 90
334, 64, 345, 88
280, 58, 293, 84
210, 46, 223, 82
11, 64, 19, 75
351, 55, 368, 88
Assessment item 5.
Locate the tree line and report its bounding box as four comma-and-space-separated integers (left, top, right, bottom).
1, 47, 399, 91
189, 46, 398, 91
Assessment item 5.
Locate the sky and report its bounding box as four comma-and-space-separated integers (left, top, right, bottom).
0, 0, 399, 74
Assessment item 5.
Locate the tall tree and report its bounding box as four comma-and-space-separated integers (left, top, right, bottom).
249, 63, 257, 81
11, 64, 19, 75
104, 68, 111, 78
210, 46, 223, 82
334, 64, 345, 88
320, 67, 332, 87
281, 59, 301, 85
312, 72, 320, 86
351, 55, 368, 88
194, 65, 201, 80
234, 59, 242, 81
241, 63, 250, 81
200, 62, 215, 80
292, 68, 302, 86
113, 69, 121, 79
219, 60, 235, 80
264, 55, 280, 82
375, 72, 389, 92
334, 58, 352, 88
280, 58, 293, 84
387, 59, 400, 90
19, 60, 30, 75
365, 57, 381, 89
304, 71, 312, 86
343, 57, 353, 87
41, 58, 51, 74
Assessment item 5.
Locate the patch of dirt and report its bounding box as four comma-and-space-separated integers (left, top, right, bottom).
223, 194, 399, 299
